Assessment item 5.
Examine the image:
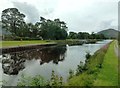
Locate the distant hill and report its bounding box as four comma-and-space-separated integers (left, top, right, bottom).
97, 29, 119, 39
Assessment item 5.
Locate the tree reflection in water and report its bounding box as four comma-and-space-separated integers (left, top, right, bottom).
2, 45, 67, 75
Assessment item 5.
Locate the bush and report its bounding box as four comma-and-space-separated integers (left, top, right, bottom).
49, 70, 63, 86
68, 69, 74, 79
85, 52, 91, 60
96, 63, 102, 68
17, 71, 63, 86
76, 61, 85, 75
3, 35, 14, 41
17, 74, 47, 86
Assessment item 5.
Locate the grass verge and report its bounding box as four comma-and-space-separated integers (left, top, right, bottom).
1, 40, 55, 48
67, 41, 118, 86
1, 39, 97, 48
94, 41, 118, 86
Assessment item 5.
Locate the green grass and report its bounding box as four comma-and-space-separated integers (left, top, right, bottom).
67, 41, 118, 86
118, 57, 120, 86
67, 41, 110, 86
1, 40, 55, 48
1, 39, 99, 48
0, 39, 83, 48
94, 41, 118, 86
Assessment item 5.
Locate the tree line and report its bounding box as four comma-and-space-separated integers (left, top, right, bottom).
1, 8, 106, 40
68, 31, 105, 39
1, 8, 68, 40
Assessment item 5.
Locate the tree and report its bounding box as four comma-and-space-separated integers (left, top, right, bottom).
34, 22, 41, 38
16, 21, 26, 37
39, 17, 68, 40
1, 8, 25, 36
68, 32, 78, 39
54, 19, 68, 40
90, 32, 96, 39
77, 32, 90, 39
95, 34, 105, 39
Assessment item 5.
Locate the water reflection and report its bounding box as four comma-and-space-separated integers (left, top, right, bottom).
2, 45, 67, 75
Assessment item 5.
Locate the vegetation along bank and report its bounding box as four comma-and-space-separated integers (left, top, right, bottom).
67, 40, 118, 86
12, 40, 119, 87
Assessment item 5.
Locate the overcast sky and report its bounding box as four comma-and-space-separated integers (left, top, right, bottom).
0, 0, 119, 33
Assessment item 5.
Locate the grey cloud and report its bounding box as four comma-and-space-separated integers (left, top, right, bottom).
95, 20, 118, 32
53, 0, 118, 33
118, 1, 120, 31
99, 20, 114, 29
10, 0, 118, 32
12, 1, 40, 23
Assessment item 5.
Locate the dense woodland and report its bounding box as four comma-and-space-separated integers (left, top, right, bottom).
1, 8, 107, 40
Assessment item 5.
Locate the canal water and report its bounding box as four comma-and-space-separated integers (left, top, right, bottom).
0, 40, 112, 86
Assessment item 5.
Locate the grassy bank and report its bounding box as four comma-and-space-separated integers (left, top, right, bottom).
54, 39, 84, 46
67, 41, 118, 86
1, 40, 80, 48
118, 51, 120, 86
117, 39, 120, 81
53, 39, 98, 46
94, 41, 118, 86
3, 40, 118, 86
1, 40, 55, 48
1, 39, 98, 48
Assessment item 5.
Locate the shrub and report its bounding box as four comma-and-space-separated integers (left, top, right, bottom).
76, 61, 85, 75
17, 71, 63, 87
68, 69, 74, 79
17, 74, 47, 86
49, 70, 63, 86
85, 52, 91, 60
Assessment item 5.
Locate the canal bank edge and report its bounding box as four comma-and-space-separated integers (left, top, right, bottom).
1, 39, 99, 54
1, 43, 57, 54
67, 40, 118, 86
93, 40, 118, 86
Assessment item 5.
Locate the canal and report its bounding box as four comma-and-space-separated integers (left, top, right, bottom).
0, 40, 112, 86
